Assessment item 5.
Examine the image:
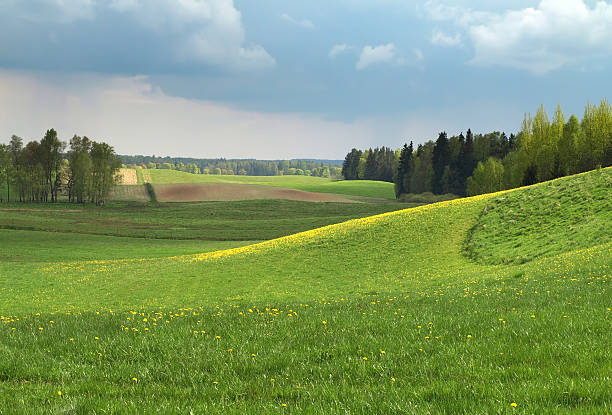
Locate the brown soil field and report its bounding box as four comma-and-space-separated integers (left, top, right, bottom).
115, 168, 138, 185
153, 183, 357, 203
109, 185, 150, 202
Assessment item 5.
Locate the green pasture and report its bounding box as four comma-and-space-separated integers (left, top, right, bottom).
0, 200, 408, 241
0, 230, 256, 263
0, 168, 610, 413
141, 169, 397, 200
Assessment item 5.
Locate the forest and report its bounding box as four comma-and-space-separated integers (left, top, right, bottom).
342, 101, 612, 198
119, 155, 343, 178
0, 130, 121, 204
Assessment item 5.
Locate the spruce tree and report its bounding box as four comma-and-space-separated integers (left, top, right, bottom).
432, 132, 450, 194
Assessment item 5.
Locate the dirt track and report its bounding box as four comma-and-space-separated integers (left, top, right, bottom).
153, 183, 357, 203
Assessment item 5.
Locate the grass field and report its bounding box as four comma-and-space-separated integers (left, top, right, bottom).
109, 184, 150, 202
141, 169, 397, 200
0, 168, 610, 413
0, 230, 256, 263
0, 200, 409, 240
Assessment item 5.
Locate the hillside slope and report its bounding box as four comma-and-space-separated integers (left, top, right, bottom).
2, 168, 609, 312
0, 168, 609, 413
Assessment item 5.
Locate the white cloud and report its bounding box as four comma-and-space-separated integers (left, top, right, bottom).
431, 30, 462, 47
356, 43, 396, 70
280, 13, 315, 29
116, 0, 276, 70
328, 44, 351, 59
425, 0, 612, 74
8, 0, 275, 71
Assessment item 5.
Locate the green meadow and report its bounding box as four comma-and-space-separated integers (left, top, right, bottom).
0, 169, 610, 413
141, 169, 397, 200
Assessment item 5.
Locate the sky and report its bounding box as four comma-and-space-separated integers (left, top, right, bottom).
1, 0, 612, 159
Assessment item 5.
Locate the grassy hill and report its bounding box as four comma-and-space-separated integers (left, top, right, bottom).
0, 168, 609, 413
140, 169, 397, 200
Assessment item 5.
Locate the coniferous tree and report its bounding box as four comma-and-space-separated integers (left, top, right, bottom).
432, 132, 450, 194
394, 142, 413, 197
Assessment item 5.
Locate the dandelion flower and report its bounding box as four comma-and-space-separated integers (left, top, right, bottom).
510, 402, 517, 407
57, 391, 62, 396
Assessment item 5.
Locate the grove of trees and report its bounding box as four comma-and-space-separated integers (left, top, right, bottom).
0, 129, 122, 205
343, 100, 612, 198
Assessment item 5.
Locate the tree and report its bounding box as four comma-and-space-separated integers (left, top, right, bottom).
466, 157, 505, 196
0, 144, 10, 202
364, 149, 378, 180
40, 128, 65, 202
432, 132, 450, 194
357, 149, 369, 179
7, 135, 23, 202
410, 142, 435, 194
90, 141, 121, 205
67, 136, 92, 203
534, 105, 561, 181
394, 142, 413, 197
558, 115, 580, 176
458, 129, 475, 196
341, 148, 362, 180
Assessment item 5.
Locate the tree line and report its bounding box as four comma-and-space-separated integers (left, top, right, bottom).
0, 129, 122, 204
119, 155, 343, 178
343, 100, 612, 198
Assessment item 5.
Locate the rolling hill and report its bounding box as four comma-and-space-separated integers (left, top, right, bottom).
0, 168, 609, 413
139, 169, 397, 200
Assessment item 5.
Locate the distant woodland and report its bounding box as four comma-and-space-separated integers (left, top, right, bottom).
119, 156, 343, 178
343, 101, 612, 198
0, 130, 121, 204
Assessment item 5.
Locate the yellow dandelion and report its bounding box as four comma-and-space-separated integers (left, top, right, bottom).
467, 334, 472, 339
362, 356, 368, 361
510, 402, 517, 407
380, 350, 386, 354
391, 377, 396, 382
322, 320, 327, 325
57, 390, 62, 396
282, 403, 287, 407
132, 377, 138, 382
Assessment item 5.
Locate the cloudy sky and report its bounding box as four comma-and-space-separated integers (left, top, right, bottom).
1, 0, 612, 159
